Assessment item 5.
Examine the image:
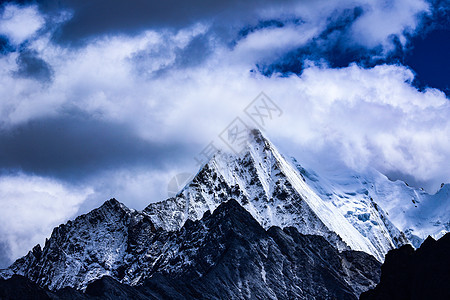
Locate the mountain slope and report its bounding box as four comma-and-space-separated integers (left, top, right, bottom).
295, 162, 450, 248
145, 129, 408, 261
1, 199, 381, 299
0, 199, 154, 290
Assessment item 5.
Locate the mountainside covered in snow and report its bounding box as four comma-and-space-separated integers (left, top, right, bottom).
145, 130, 410, 261
294, 159, 450, 248
0, 200, 381, 299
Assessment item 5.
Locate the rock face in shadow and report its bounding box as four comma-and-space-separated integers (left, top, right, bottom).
0, 275, 54, 300
360, 233, 450, 300
1, 199, 381, 299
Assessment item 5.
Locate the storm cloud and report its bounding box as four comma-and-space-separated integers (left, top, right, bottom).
0, 114, 192, 180
32, 0, 295, 44
14, 49, 54, 82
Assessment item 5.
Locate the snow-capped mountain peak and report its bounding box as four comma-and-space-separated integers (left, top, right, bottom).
1, 129, 447, 295
144, 129, 408, 261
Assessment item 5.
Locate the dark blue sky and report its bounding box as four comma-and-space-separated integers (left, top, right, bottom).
406, 29, 450, 94
256, 5, 450, 96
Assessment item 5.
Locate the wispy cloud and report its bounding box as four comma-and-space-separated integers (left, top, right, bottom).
0, 4, 44, 45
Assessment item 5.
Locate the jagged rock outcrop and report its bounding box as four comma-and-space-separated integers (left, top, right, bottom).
1, 199, 381, 299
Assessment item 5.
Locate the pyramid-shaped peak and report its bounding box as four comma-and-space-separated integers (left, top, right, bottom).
249, 128, 264, 142
100, 198, 129, 212
203, 128, 281, 173
244, 128, 281, 161
206, 128, 276, 165
248, 128, 271, 147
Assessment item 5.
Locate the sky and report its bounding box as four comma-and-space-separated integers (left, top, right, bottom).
0, 0, 449, 267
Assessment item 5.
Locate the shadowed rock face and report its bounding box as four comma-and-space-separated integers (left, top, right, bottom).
0, 275, 54, 300
361, 233, 450, 300
0, 199, 381, 299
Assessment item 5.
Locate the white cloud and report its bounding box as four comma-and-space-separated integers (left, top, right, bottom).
262, 0, 431, 55
350, 0, 430, 52
0, 25, 448, 194
0, 4, 44, 45
270, 64, 449, 190
78, 167, 188, 214
0, 174, 93, 266
0, 168, 183, 267
232, 24, 319, 63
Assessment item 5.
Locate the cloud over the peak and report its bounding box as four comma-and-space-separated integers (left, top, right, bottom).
1, 25, 448, 191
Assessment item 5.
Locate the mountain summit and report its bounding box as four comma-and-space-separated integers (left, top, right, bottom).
145, 129, 407, 261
